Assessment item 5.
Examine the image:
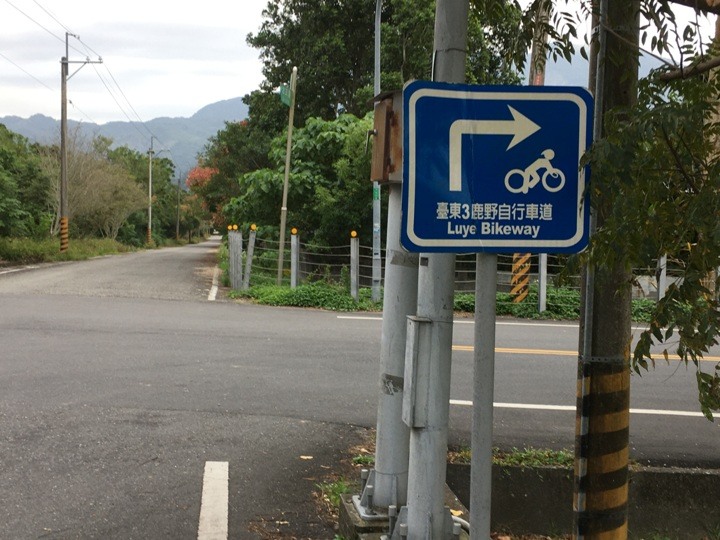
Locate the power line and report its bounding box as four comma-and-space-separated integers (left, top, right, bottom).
0, 51, 55, 91
2, 0, 85, 56
30, 0, 71, 34
4, 0, 174, 160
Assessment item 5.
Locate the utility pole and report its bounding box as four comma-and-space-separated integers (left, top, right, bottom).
363, 0, 419, 511
574, 1, 639, 538
147, 136, 155, 245
404, 1, 467, 538
176, 177, 181, 241
59, 32, 101, 252
530, 0, 551, 314
371, 0, 383, 302
277, 66, 298, 285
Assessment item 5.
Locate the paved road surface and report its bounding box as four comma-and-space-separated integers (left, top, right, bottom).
0, 237, 717, 539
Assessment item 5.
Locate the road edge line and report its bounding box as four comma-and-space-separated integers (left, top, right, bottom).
208, 266, 220, 301
197, 460, 229, 540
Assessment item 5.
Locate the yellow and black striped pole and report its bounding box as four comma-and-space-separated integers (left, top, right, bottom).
59, 217, 69, 253
511, 253, 531, 303
574, 356, 630, 538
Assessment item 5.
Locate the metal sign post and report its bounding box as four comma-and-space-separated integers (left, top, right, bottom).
399, 79, 593, 538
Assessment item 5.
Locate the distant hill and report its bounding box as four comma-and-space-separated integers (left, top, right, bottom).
0, 97, 249, 176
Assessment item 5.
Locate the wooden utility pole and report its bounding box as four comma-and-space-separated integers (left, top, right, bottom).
574, 1, 639, 539
59, 32, 101, 252
277, 66, 298, 285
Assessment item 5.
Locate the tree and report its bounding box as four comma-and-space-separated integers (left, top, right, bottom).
248, 0, 377, 120
63, 133, 146, 240
223, 114, 377, 246
0, 124, 54, 237
249, 0, 523, 124
103, 141, 177, 245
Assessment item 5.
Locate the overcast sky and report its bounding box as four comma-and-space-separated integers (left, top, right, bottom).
0, 0, 268, 124
0, 1, 715, 125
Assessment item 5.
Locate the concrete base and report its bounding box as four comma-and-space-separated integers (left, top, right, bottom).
339, 485, 470, 540
446, 463, 720, 538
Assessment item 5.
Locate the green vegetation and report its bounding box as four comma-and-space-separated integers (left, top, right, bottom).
231, 282, 382, 312
316, 479, 351, 509
0, 125, 209, 252
449, 446, 575, 469
228, 275, 656, 322
0, 237, 134, 264
352, 454, 375, 467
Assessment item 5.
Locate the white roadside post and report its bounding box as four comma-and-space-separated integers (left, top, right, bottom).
290, 228, 299, 289
243, 224, 257, 290
350, 231, 359, 301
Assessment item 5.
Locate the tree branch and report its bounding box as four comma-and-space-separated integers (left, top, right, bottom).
657, 55, 720, 80
669, 0, 720, 14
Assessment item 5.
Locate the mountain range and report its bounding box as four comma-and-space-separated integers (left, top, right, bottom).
0, 97, 249, 176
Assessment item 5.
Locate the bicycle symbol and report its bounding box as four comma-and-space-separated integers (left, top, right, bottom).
504, 149, 566, 195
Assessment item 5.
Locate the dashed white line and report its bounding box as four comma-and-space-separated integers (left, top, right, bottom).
197, 461, 229, 540
449, 400, 705, 417
208, 267, 220, 301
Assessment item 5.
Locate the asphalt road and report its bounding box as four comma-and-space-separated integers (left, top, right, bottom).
0, 237, 717, 539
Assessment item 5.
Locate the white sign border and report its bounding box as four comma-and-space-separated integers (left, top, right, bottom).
405, 87, 590, 251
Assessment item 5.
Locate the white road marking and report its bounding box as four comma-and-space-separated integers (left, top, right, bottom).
197, 461, 229, 540
449, 400, 705, 417
0, 265, 39, 276
208, 267, 220, 301
336, 315, 647, 331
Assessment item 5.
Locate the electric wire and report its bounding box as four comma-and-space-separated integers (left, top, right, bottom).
30, 0, 71, 34
0, 51, 55, 91
2, 0, 85, 56
3, 0, 173, 159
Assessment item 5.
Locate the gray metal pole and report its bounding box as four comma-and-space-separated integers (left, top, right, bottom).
539, 253, 548, 312
147, 137, 154, 245
243, 227, 257, 290
176, 178, 181, 241
656, 254, 667, 301
291, 230, 299, 289
277, 67, 298, 285
350, 233, 359, 301
405, 1, 468, 537
371, 184, 417, 508
371, 0, 383, 303
470, 253, 497, 538
238, 231, 244, 288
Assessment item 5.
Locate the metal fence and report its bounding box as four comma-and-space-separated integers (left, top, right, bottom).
227, 229, 677, 313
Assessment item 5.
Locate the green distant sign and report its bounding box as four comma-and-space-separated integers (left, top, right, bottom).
279, 83, 292, 107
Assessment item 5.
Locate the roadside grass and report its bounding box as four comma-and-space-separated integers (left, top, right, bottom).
228, 279, 654, 322
0, 235, 208, 267
0, 237, 135, 265
230, 282, 383, 312
448, 446, 575, 468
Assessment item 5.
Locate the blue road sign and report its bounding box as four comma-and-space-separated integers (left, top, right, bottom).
401, 80, 593, 253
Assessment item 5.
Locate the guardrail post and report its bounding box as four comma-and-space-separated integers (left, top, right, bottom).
290, 228, 299, 289
243, 224, 257, 290
538, 253, 548, 312
226, 226, 234, 288
350, 231, 359, 300
656, 254, 667, 301
227, 225, 242, 290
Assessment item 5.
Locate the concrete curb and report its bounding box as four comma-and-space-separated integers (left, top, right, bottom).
446, 463, 720, 538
